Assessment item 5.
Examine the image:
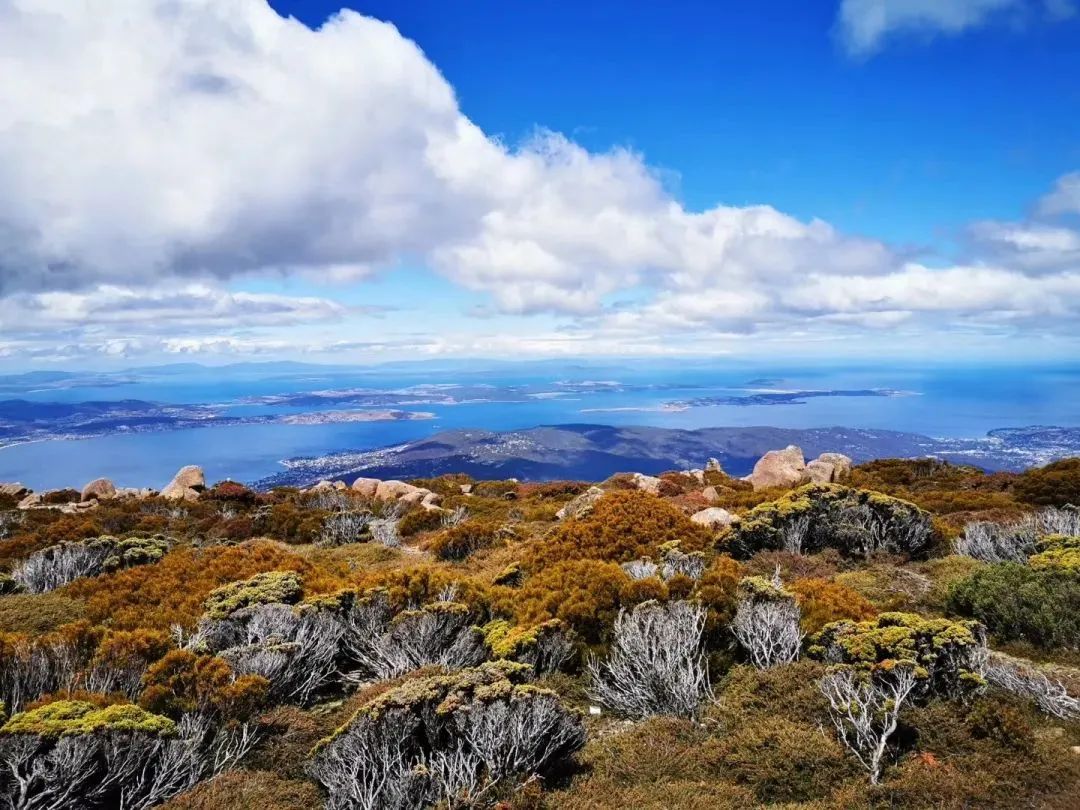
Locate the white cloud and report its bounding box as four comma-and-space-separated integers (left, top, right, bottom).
0, 283, 345, 334
0, 0, 484, 294
0, 0, 896, 316
784, 263, 1080, 320
1038, 172, 1080, 216
835, 0, 1071, 56
0, 0, 1077, 363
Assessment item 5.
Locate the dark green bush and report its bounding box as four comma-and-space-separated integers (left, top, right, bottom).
947, 563, 1080, 649
727, 484, 932, 559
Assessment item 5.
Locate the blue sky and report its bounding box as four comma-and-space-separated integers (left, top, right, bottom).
274, 0, 1078, 246
1, 0, 1079, 367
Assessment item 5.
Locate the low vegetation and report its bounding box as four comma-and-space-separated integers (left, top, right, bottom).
0, 455, 1078, 808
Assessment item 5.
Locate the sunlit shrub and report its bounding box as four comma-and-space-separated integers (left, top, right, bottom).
526, 490, 711, 568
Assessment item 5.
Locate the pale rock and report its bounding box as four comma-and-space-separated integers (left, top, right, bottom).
375, 480, 423, 501
351, 477, 380, 497
556, 486, 605, 521
702, 486, 721, 504
161, 465, 206, 501
18, 493, 42, 509
806, 460, 836, 485
631, 473, 663, 495
459, 483, 473, 495
817, 452, 853, 480
705, 458, 724, 473
80, 478, 117, 502
690, 507, 736, 529
748, 445, 810, 491
688, 469, 705, 484
0, 482, 30, 499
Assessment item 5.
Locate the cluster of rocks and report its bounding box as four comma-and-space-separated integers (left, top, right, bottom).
3, 445, 852, 523
746, 445, 852, 491
301, 476, 446, 512
553, 446, 853, 530
1, 465, 205, 513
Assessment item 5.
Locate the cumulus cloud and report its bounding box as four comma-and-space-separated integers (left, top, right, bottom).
0, 0, 895, 316
836, 0, 1072, 56
0, 0, 486, 294
0, 0, 1077, 362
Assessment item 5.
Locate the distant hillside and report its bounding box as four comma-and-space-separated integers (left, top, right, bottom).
259, 423, 1080, 488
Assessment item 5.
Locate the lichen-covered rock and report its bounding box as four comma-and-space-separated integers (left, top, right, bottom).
748, 445, 810, 491
160, 465, 206, 501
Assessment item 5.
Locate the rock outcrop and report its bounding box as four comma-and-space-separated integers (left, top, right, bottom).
807, 452, 854, 484
630, 473, 662, 495
80, 478, 117, 502
350, 477, 380, 497
161, 465, 206, 501
0, 482, 30, 500
374, 480, 424, 501
690, 507, 736, 529
747, 445, 811, 491
818, 452, 853, 480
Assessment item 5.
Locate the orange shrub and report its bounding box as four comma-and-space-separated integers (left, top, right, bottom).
427, 520, 504, 560
62, 540, 347, 631
503, 559, 632, 643
139, 650, 268, 720
789, 577, 877, 635
354, 565, 494, 615
525, 490, 711, 569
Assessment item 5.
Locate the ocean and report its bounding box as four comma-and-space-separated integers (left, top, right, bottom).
2, 361, 1078, 490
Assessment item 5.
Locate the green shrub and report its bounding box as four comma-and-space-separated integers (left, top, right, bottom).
947, 563, 1080, 649
201, 570, 304, 620
0, 700, 175, 737
159, 771, 322, 810
727, 484, 932, 559
809, 612, 987, 697
702, 714, 856, 802
0, 592, 87, 634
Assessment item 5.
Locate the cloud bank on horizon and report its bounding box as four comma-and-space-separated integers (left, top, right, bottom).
0, 0, 1078, 365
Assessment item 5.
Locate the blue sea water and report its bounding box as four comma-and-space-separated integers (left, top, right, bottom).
1, 361, 1078, 490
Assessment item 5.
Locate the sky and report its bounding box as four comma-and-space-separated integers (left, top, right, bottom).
1, 0, 1079, 368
